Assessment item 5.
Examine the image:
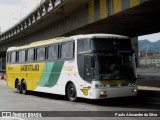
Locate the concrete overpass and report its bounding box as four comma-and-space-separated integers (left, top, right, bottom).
0, 0, 160, 71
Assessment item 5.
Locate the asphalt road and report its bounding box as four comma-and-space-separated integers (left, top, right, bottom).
137, 68, 160, 78
0, 80, 160, 120
137, 68, 160, 87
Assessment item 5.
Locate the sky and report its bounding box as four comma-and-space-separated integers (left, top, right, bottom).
0, 0, 160, 42
138, 32, 160, 42
0, 0, 41, 32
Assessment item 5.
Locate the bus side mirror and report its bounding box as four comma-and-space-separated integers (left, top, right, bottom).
91, 56, 95, 69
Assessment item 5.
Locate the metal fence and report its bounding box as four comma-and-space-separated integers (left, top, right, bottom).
139, 58, 160, 68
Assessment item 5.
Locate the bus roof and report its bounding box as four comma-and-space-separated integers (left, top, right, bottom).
7, 34, 129, 52
73, 33, 129, 39
7, 37, 66, 51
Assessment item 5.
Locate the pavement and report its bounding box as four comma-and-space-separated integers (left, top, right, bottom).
137, 68, 160, 76
138, 86, 160, 91
136, 68, 160, 103
137, 68, 160, 88
0, 80, 160, 120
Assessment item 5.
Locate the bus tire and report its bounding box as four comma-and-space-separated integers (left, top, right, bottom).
67, 83, 77, 102
21, 80, 27, 94
16, 80, 22, 93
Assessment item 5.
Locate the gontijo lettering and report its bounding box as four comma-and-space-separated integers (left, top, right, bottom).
21, 64, 39, 71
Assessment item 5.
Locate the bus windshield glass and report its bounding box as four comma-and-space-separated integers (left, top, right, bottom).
77, 37, 137, 83
94, 53, 136, 81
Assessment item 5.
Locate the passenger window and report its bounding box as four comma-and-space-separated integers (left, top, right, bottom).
36, 47, 45, 61
27, 48, 34, 61
19, 50, 26, 62
60, 42, 74, 59
77, 39, 90, 53
11, 52, 16, 63
7, 52, 11, 63
48, 45, 58, 59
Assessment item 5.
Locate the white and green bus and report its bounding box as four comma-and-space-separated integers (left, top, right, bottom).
6, 34, 137, 102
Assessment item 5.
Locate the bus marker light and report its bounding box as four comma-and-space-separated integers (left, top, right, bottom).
132, 89, 137, 92
100, 91, 107, 97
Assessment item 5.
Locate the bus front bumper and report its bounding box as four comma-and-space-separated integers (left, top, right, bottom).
92, 86, 137, 99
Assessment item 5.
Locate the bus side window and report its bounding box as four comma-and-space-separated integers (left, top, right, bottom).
47, 44, 58, 60
11, 51, 16, 63
60, 42, 74, 59
7, 52, 11, 63
36, 47, 45, 61
27, 48, 34, 61
19, 50, 26, 62
77, 39, 90, 53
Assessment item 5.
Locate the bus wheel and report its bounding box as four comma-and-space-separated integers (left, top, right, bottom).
67, 83, 77, 102
16, 80, 21, 93
21, 80, 27, 94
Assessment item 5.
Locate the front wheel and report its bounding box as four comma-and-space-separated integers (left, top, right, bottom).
67, 83, 77, 102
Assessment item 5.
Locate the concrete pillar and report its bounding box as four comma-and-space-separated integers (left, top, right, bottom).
131, 37, 139, 67
0, 51, 6, 72
0, 56, 6, 80
0, 57, 6, 71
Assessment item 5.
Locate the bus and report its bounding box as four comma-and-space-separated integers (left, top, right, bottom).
6, 34, 137, 102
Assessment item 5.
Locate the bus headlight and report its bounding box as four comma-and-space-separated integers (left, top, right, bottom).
100, 91, 107, 97
100, 91, 107, 95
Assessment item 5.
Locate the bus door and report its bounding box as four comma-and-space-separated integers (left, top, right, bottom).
84, 55, 93, 82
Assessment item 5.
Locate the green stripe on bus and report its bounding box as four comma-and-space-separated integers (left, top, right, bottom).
38, 62, 64, 87
44, 61, 64, 87
38, 62, 55, 86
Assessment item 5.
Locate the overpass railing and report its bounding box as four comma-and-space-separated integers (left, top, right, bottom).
0, 0, 66, 42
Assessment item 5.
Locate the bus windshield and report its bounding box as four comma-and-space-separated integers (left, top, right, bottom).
94, 53, 137, 82
77, 37, 137, 83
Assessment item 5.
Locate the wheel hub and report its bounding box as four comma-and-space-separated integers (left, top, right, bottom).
69, 87, 75, 97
